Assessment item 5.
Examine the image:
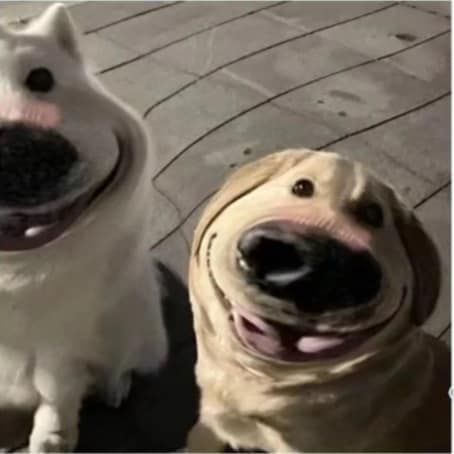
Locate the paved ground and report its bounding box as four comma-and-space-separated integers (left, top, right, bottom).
0, 1, 451, 451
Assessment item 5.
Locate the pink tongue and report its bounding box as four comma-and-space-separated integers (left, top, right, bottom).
234, 309, 346, 356
297, 336, 344, 353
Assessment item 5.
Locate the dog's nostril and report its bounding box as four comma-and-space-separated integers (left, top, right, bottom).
0, 124, 78, 207
237, 228, 310, 282
237, 224, 382, 313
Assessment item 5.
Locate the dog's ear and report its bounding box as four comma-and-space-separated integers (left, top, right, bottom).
27, 3, 81, 60
390, 190, 441, 325
192, 149, 311, 259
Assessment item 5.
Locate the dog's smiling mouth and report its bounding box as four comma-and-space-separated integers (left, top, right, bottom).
0, 135, 125, 252
206, 232, 405, 363
231, 306, 392, 362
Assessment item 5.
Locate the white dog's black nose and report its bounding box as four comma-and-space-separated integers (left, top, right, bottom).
0, 124, 79, 207
237, 224, 382, 313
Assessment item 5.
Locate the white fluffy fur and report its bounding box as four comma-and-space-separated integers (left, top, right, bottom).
0, 4, 167, 452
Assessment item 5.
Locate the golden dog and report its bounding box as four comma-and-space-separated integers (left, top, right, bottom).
187, 149, 450, 452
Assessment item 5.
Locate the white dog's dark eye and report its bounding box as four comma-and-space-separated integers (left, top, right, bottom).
355, 202, 384, 228
25, 68, 54, 93
292, 179, 314, 197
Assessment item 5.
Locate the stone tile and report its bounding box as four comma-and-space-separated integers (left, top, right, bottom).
275, 60, 448, 135
440, 327, 451, 347
147, 73, 267, 172
220, 33, 368, 97
81, 33, 139, 73
98, 2, 274, 54
385, 33, 450, 85
320, 5, 449, 58
99, 58, 195, 114
406, 1, 451, 17
418, 187, 451, 337
69, 1, 168, 33
154, 103, 339, 218
331, 96, 450, 191
182, 200, 209, 247
149, 186, 180, 248
151, 230, 189, 283
151, 13, 302, 76
261, 1, 389, 31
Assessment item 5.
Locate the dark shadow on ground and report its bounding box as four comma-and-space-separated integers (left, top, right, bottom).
77, 261, 199, 452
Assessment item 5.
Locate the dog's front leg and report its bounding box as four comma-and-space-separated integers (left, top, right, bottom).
29, 358, 90, 453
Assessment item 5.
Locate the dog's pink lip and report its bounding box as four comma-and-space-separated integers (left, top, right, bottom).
0, 191, 95, 251
231, 306, 386, 363
242, 212, 372, 252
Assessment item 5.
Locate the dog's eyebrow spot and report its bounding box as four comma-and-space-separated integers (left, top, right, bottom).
347, 199, 384, 229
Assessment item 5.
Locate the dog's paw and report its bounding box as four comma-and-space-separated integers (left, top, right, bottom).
103, 372, 132, 408
29, 431, 76, 453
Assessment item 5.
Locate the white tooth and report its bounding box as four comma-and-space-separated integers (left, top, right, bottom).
266, 268, 309, 285
238, 257, 250, 271
297, 336, 344, 353
25, 225, 52, 237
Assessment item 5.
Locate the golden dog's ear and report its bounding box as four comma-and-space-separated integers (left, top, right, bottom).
192, 149, 310, 259
391, 191, 441, 325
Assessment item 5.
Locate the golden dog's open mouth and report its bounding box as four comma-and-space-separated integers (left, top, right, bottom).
230, 306, 390, 362
0, 132, 125, 252
206, 215, 406, 362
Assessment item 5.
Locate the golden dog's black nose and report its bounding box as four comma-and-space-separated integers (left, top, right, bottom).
237, 224, 382, 313
0, 123, 79, 207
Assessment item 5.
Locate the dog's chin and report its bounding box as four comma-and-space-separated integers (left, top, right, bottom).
229, 304, 395, 363
0, 137, 125, 252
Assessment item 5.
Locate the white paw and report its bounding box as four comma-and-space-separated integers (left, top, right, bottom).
29, 431, 76, 453
103, 372, 132, 408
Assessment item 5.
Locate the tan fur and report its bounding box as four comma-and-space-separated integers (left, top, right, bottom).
187, 148, 450, 452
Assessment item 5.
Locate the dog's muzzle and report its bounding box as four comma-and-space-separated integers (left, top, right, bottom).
237, 221, 382, 314
0, 123, 121, 251
218, 219, 396, 362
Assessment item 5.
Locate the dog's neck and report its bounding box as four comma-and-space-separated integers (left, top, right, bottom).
196, 323, 434, 452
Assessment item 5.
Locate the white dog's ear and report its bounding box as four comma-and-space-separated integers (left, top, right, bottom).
192, 149, 311, 259
27, 3, 81, 59
390, 191, 441, 325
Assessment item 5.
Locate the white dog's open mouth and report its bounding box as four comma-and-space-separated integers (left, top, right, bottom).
0, 134, 124, 252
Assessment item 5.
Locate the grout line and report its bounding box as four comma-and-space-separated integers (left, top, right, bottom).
5, 1, 181, 33
401, 1, 451, 19
438, 324, 451, 340
414, 181, 451, 209
142, 2, 399, 118
151, 30, 450, 182
98, 1, 288, 75
319, 93, 451, 150
85, 2, 182, 34
150, 93, 451, 251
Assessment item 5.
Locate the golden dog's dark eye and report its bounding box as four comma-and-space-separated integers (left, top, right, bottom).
25, 68, 54, 93
292, 179, 314, 197
354, 202, 384, 228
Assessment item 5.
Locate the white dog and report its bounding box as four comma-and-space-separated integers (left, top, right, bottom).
0, 4, 167, 452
